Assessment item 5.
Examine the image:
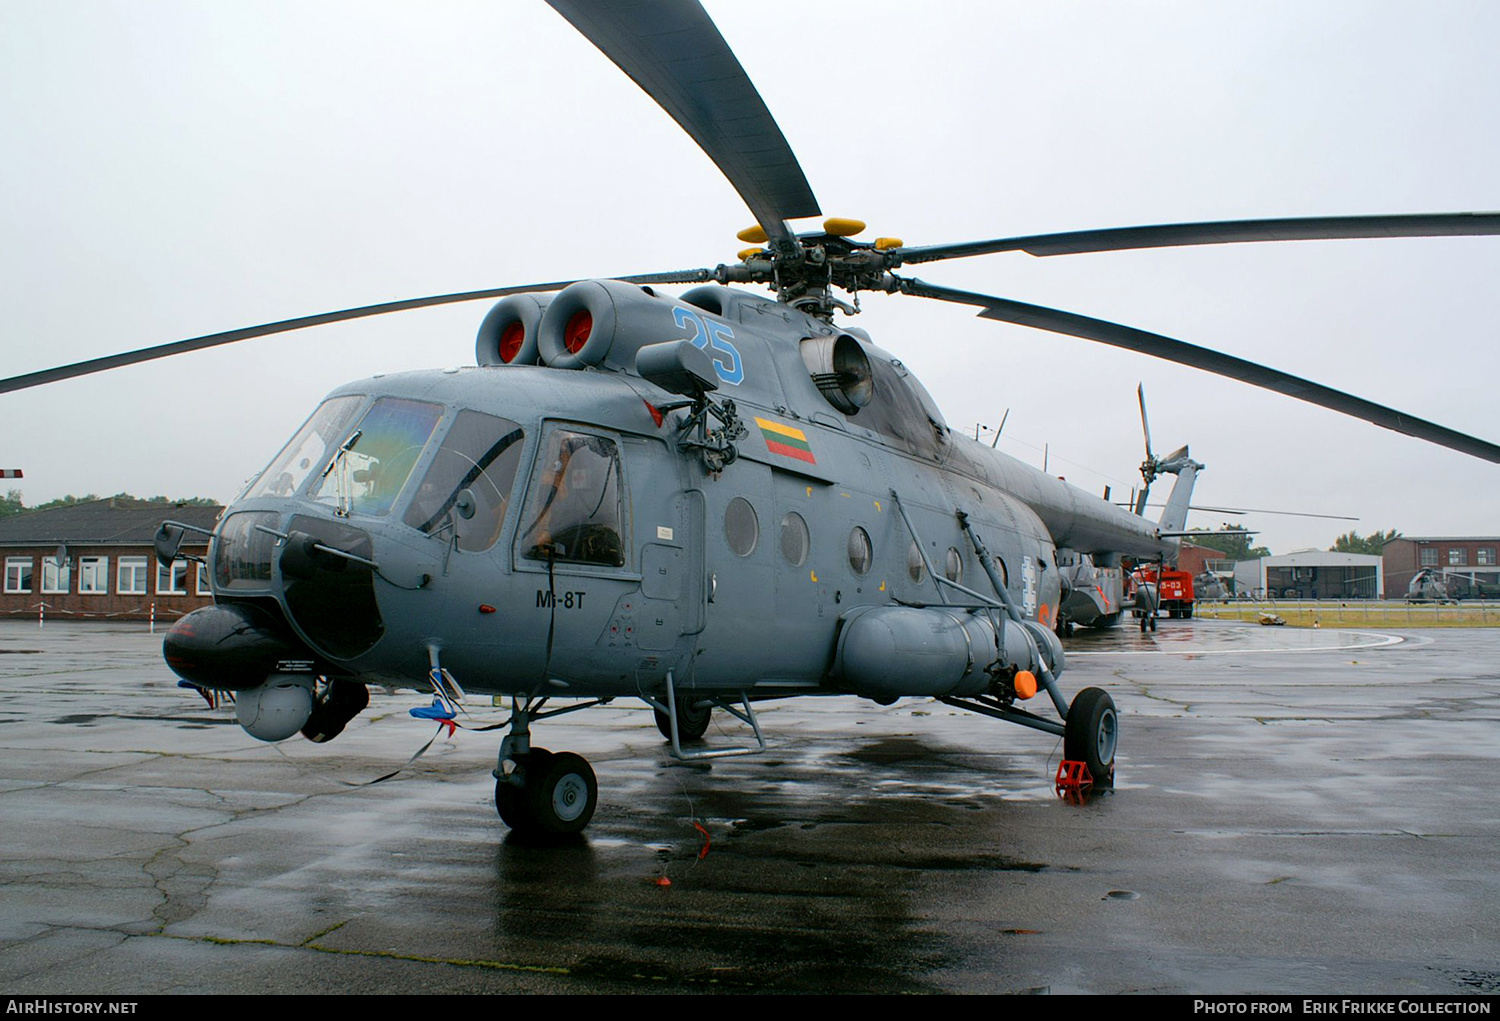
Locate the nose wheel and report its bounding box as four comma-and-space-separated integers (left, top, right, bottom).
494, 748, 598, 835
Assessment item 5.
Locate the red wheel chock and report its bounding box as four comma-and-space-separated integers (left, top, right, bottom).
1055, 759, 1094, 795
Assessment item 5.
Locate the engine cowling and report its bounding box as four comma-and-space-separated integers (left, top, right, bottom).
476, 293, 551, 366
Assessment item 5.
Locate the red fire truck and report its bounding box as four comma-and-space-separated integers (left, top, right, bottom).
1129, 566, 1196, 619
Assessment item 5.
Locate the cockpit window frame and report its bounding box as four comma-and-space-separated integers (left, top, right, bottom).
512, 421, 634, 576
304, 396, 446, 518
403, 409, 528, 553
244, 394, 368, 502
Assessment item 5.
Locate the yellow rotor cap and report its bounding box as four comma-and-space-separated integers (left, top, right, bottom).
737, 247, 764, 262
736, 225, 769, 244
873, 237, 904, 251
823, 217, 866, 237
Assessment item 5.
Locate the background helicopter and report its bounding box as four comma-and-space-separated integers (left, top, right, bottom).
3, 2, 1499, 834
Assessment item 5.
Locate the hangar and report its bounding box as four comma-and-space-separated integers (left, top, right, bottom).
1233, 550, 1382, 600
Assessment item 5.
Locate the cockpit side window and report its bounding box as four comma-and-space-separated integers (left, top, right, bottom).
518, 430, 627, 568
246, 395, 364, 500
404, 410, 526, 552
306, 397, 444, 516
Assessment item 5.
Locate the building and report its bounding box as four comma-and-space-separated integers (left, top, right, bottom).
1233, 550, 1383, 600
0, 498, 222, 623
1382, 537, 1500, 599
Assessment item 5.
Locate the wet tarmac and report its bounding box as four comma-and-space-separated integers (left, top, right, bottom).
2, 618, 1498, 995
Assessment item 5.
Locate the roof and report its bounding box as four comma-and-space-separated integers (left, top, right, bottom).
1261, 550, 1382, 566
1385, 536, 1500, 544
0, 499, 223, 546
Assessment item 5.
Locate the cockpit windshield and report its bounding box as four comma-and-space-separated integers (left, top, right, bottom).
247, 396, 364, 500
404, 410, 526, 552
305, 397, 444, 516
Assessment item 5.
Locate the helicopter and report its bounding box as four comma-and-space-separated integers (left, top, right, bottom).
5, 1, 1500, 837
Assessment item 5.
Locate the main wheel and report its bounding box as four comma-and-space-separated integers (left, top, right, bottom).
528, 751, 598, 835
494, 748, 553, 830
1064, 687, 1118, 787
653, 697, 712, 741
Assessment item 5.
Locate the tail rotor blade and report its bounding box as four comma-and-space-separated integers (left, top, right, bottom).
992, 407, 1009, 448
1137, 383, 1154, 462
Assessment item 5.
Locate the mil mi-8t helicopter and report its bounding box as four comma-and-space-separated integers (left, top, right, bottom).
5, 1, 1500, 836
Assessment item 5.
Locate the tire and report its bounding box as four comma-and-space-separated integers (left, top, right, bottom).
1065, 687, 1118, 787
528, 751, 598, 835
653, 697, 712, 741
494, 748, 553, 830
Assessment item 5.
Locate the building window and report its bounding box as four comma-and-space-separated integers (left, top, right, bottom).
1448, 548, 1467, 567
118, 557, 149, 595
196, 562, 213, 597
1420, 548, 1438, 567
79, 556, 109, 594
5, 557, 33, 594
43, 558, 70, 594
1479, 548, 1496, 566
157, 559, 189, 595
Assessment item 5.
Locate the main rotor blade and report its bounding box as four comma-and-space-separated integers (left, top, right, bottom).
0, 269, 715, 395
545, 0, 818, 250
897, 278, 1500, 464
894, 212, 1500, 264
1131, 502, 1360, 521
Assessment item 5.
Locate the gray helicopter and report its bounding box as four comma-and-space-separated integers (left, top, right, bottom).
6, 0, 1500, 837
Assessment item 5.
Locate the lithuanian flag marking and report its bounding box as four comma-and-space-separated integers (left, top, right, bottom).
755, 416, 816, 464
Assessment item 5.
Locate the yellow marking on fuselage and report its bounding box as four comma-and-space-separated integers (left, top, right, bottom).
753, 417, 808, 441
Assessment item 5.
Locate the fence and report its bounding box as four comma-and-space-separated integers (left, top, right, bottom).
1195, 598, 1500, 628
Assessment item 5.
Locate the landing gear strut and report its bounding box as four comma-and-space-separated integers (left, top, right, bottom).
492, 697, 603, 836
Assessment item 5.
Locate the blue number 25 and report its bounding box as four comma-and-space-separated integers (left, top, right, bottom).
672, 307, 744, 386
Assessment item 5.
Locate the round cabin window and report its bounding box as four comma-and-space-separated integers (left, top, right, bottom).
779, 512, 810, 567
907, 542, 927, 583
848, 526, 873, 576
945, 547, 964, 585
724, 497, 759, 557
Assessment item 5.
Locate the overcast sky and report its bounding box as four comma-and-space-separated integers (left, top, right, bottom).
2, 1, 1497, 553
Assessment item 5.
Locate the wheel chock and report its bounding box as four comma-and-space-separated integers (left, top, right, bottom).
1055, 759, 1094, 794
